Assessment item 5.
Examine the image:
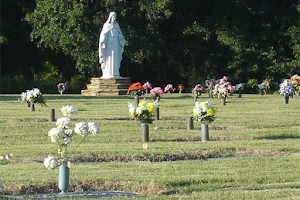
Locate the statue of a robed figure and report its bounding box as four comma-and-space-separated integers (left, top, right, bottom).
99, 12, 128, 79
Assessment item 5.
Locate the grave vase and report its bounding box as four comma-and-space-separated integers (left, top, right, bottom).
284, 96, 289, 104
201, 124, 209, 142
58, 164, 69, 193
135, 96, 139, 108
141, 123, 149, 142
221, 97, 226, 106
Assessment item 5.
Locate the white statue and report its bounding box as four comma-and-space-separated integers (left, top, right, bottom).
99, 12, 128, 79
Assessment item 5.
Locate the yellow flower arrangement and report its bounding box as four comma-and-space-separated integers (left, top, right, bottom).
193, 101, 217, 123
128, 99, 158, 125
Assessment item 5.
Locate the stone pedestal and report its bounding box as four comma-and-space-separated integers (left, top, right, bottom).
81, 77, 131, 96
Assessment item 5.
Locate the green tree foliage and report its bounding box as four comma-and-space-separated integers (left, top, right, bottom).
2, 0, 300, 94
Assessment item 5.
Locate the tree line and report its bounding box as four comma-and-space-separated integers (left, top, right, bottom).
1, 0, 299, 94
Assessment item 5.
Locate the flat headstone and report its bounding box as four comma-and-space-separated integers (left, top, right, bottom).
6, 190, 137, 199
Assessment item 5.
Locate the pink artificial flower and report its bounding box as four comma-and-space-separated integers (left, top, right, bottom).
5, 155, 9, 160
213, 89, 218, 94
150, 87, 164, 95
222, 76, 228, 81
219, 79, 225, 84
219, 85, 225, 89
142, 82, 152, 89
224, 90, 229, 95
232, 86, 236, 91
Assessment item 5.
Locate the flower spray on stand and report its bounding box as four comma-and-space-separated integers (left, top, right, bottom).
44, 105, 99, 193
279, 79, 295, 104
193, 100, 217, 141
128, 99, 158, 142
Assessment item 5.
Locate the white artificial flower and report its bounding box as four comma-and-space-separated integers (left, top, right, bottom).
56, 117, 72, 129
31, 88, 41, 98
44, 156, 60, 170
48, 127, 64, 143
61, 105, 78, 117
64, 129, 74, 137
5, 155, 9, 160
153, 99, 159, 109
0, 156, 3, 160
128, 102, 136, 114
64, 136, 72, 145
136, 106, 147, 115
74, 122, 89, 137
88, 122, 99, 135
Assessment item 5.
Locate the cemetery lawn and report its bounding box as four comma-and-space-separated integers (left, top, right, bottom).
0, 93, 300, 199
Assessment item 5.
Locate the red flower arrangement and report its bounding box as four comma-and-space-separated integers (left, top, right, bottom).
127, 82, 144, 96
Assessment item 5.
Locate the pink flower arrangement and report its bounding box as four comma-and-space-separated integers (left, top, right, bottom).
205, 79, 219, 93
193, 84, 203, 96
142, 81, 152, 90
213, 76, 236, 98
164, 84, 176, 93
150, 87, 164, 100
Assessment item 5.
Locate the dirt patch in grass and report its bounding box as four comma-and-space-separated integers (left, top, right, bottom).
1, 180, 179, 196
11, 149, 296, 165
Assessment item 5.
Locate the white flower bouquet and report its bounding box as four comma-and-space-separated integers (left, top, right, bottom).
20, 88, 46, 106
44, 105, 99, 170
128, 99, 158, 125
193, 101, 217, 124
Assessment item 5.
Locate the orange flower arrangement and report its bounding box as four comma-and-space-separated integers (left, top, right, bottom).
127, 82, 144, 96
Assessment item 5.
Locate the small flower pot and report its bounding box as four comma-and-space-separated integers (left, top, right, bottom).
187, 117, 193, 130
58, 164, 69, 193
141, 124, 149, 142
201, 124, 209, 141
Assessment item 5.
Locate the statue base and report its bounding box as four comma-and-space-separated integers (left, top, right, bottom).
81, 77, 131, 96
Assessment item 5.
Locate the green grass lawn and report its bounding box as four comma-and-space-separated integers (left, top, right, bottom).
0, 93, 300, 199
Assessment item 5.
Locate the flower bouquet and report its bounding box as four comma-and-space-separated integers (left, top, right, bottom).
213, 76, 236, 98
258, 80, 270, 94
291, 74, 300, 95
150, 87, 164, 101
193, 84, 203, 96
279, 79, 295, 99
128, 99, 158, 125
178, 84, 184, 93
193, 101, 217, 124
142, 81, 152, 94
44, 105, 99, 170
205, 79, 218, 97
57, 83, 68, 95
193, 100, 217, 141
164, 84, 176, 93
127, 82, 144, 97
20, 88, 47, 106
235, 83, 244, 97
